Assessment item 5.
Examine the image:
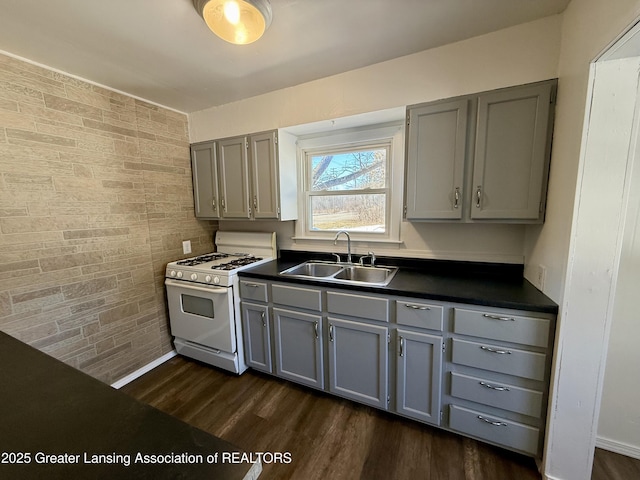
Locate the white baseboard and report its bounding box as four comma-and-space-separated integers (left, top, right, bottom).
110, 350, 177, 389
596, 435, 640, 460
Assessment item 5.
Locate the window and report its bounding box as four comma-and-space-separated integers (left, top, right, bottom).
307, 144, 389, 233
294, 122, 403, 243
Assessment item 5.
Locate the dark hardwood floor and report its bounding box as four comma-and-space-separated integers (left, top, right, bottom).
121, 356, 640, 480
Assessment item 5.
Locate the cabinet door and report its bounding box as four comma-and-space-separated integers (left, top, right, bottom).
241, 302, 272, 373
405, 99, 468, 220
471, 82, 554, 220
327, 317, 388, 409
249, 131, 280, 219
396, 329, 442, 425
218, 136, 250, 218
273, 308, 324, 389
191, 142, 220, 219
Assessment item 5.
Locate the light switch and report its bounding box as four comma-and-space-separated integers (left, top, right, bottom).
182, 240, 192, 254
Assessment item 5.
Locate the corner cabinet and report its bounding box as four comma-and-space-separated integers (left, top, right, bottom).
405, 79, 557, 223
191, 129, 297, 221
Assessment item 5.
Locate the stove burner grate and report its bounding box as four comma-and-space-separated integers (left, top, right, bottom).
214, 257, 263, 270
176, 253, 230, 266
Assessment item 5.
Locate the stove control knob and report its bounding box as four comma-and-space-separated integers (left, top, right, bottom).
213, 276, 220, 284
205, 275, 212, 283
176, 271, 183, 278
170, 270, 177, 277
190, 273, 198, 281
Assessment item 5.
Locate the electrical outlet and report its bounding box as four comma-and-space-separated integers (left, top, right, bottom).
536, 264, 547, 291
182, 240, 192, 255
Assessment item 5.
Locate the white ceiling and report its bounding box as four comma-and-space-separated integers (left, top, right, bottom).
0, 0, 570, 113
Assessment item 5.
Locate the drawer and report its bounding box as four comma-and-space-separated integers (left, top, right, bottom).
451, 338, 547, 381
272, 284, 322, 311
450, 372, 543, 417
453, 308, 551, 347
396, 300, 443, 331
239, 280, 268, 303
327, 291, 389, 322
449, 404, 540, 456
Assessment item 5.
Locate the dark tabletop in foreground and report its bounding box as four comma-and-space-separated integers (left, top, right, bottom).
0, 331, 261, 480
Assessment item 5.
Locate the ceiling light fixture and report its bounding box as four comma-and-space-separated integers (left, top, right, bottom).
193, 0, 272, 45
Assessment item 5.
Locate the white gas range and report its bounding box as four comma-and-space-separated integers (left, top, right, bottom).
165, 231, 276, 374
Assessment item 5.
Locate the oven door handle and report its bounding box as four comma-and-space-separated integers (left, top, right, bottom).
165, 278, 229, 294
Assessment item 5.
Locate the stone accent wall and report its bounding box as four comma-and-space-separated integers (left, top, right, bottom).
0, 53, 216, 384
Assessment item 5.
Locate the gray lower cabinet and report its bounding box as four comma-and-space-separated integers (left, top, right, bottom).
238, 280, 555, 458
273, 307, 324, 389
395, 329, 443, 425
240, 301, 272, 373
447, 306, 554, 456
327, 317, 389, 409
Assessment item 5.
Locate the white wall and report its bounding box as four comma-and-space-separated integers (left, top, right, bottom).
190, 16, 561, 263
532, 0, 640, 478
597, 118, 640, 458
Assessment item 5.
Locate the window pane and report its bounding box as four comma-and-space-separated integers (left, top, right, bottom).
311, 149, 386, 191
311, 194, 386, 232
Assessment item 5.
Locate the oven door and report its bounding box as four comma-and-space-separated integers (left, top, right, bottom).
165, 278, 236, 353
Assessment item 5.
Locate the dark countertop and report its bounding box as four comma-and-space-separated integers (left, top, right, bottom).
0, 331, 261, 480
239, 251, 558, 314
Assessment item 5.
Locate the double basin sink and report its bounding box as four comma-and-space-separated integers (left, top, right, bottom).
280, 261, 398, 286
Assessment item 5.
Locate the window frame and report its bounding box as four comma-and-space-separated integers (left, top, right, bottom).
294, 123, 404, 244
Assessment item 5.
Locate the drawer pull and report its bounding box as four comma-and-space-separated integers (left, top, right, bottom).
479, 381, 510, 392
482, 314, 515, 322
405, 304, 430, 311
480, 345, 512, 355
245, 283, 261, 288
477, 415, 507, 427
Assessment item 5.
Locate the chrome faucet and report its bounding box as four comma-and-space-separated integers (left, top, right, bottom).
359, 251, 376, 267
333, 230, 352, 264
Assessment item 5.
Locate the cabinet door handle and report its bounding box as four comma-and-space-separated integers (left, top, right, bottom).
483, 314, 515, 322
253, 195, 258, 209
261, 311, 266, 327
479, 381, 510, 392
212, 199, 217, 210
399, 336, 405, 357
477, 415, 507, 427
221, 198, 226, 211
329, 324, 334, 342
480, 345, 512, 355
314, 321, 319, 339
405, 304, 430, 311
454, 187, 460, 209
475, 186, 482, 208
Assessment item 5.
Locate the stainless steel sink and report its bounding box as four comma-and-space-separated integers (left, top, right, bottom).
333, 266, 396, 284
280, 261, 398, 286
280, 261, 343, 278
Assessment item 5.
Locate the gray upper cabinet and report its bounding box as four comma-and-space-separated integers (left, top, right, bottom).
405, 79, 556, 223
218, 136, 251, 218
191, 142, 220, 219
405, 99, 468, 220
472, 83, 553, 220
191, 129, 298, 221
249, 131, 279, 219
